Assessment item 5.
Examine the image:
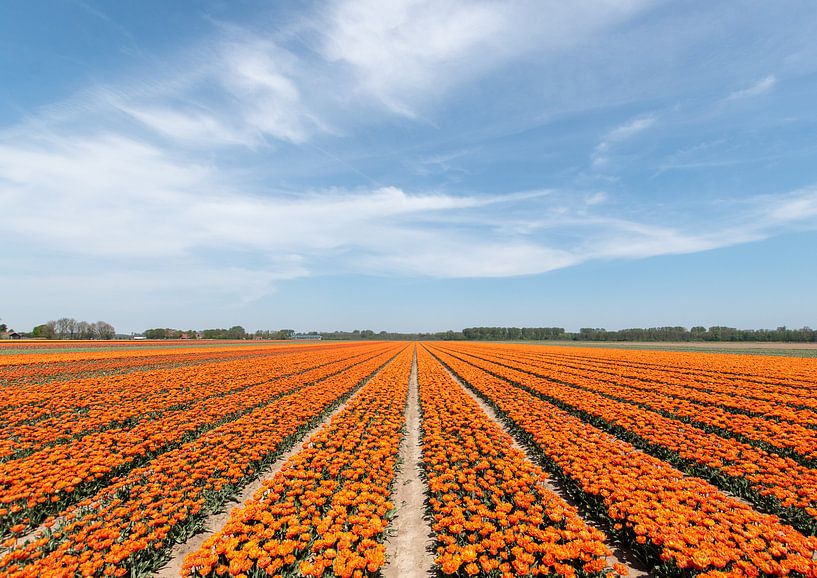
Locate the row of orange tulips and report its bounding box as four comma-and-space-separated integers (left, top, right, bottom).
0, 345, 404, 577
0, 344, 380, 460
0, 340, 246, 350
472, 344, 817, 419
0, 342, 345, 386
0, 342, 365, 418
429, 344, 817, 577
416, 346, 618, 578
469, 343, 816, 390
181, 345, 413, 578
0, 344, 300, 368
447, 345, 817, 465
435, 346, 817, 535
0, 345, 393, 539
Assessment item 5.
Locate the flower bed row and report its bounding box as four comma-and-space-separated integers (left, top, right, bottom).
416, 346, 617, 578
0, 343, 300, 368
0, 345, 394, 539
0, 342, 369, 426
462, 343, 816, 391
0, 344, 405, 577
435, 346, 817, 535
181, 345, 414, 577
471, 344, 817, 420
0, 342, 352, 387
444, 345, 817, 466
428, 344, 817, 577
0, 343, 381, 460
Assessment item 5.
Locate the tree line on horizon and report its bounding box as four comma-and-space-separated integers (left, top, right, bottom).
9, 321, 815, 343
139, 325, 816, 342
319, 326, 817, 342
28, 318, 116, 340
458, 325, 817, 342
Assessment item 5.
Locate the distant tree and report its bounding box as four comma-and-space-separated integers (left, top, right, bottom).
96, 321, 116, 340
54, 317, 81, 339
690, 326, 706, 339
31, 323, 57, 339
226, 326, 247, 339
144, 328, 169, 339
76, 321, 93, 339
32, 324, 56, 339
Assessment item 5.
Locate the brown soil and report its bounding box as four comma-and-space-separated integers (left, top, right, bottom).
382, 351, 435, 578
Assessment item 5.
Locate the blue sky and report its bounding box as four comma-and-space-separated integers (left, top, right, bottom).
2, 0, 816, 333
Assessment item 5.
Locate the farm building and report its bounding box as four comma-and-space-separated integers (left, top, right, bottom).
292, 334, 322, 340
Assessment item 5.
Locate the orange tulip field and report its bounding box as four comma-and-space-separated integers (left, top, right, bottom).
1, 340, 816, 578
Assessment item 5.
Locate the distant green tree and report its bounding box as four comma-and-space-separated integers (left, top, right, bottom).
32, 324, 56, 339
144, 328, 169, 339
226, 326, 247, 339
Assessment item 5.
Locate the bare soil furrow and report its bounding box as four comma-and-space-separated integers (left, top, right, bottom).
383, 350, 435, 578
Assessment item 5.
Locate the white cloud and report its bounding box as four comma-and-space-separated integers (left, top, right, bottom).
727, 75, 777, 100
4, 125, 815, 294
115, 104, 252, 147
218, 39, 331, 144
592, 114, 657, 168
411, 148, 475, 176
585, 191, 609, 206
319, 0, 655, 116
358, 236, 579, 277
0, 130, 572, 281
101, 37, 329, 147
4, 2, 661, 152
763, 187, 817, 222
607, 116, 657, 141
320, 0, 510, 116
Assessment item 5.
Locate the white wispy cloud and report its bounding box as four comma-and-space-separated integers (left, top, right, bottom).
6, 1, 660, 150
3, 124, 815, 290
763, 186, 817, 223
318, 0, 655, 116
584, 191, 609, 206
99, 36, 330, 147
727, 75, 777, 100
319, 0, 510, 116
411, 148, 475, 177
592, 114, 657, 168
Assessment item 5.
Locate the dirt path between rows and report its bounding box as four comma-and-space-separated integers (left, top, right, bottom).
155, 376, 377, 577
435, 355, 651, 578
383, 351, 435, 578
